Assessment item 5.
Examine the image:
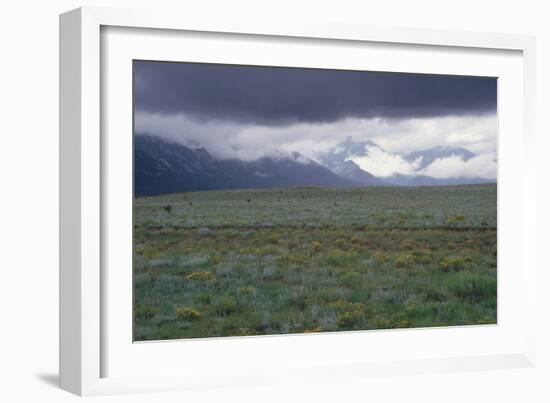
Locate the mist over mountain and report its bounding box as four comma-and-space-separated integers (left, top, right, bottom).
135, 135, 495, 196
316, 137, 492, 187
317, 138, 383, 186
404, 146, 476, 170
135, 135, 354, 196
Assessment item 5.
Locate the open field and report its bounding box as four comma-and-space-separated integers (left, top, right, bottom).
134, 184, 497, 341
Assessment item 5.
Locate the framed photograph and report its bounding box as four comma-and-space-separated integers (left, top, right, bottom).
60, 7, 537, 396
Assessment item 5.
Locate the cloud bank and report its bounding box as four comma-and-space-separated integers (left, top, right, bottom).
420, 153, 497, 179
346, 145, 422, 177
136, 111, 496, 161
134, 61, 497, 125
133, 61, 497, 180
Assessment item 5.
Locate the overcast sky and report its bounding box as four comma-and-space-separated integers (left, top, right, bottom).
134, 61, 497, 179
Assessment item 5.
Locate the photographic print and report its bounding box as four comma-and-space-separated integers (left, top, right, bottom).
133, 61, 497, 341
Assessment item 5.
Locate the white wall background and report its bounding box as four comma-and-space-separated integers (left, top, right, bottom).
0, 1, 548, 402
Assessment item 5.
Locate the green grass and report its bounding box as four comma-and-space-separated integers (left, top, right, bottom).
133, 184, 497, 340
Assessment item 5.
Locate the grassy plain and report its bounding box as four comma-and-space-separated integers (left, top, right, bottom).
134, 184, 497, 341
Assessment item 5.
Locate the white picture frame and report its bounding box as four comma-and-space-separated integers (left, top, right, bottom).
59, 6, 537, 396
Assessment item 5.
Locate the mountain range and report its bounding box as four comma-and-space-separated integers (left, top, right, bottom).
135, 135, 354, 195
135, 134, 494, 196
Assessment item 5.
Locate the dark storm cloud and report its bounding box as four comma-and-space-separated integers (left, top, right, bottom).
134, 61, 497, 125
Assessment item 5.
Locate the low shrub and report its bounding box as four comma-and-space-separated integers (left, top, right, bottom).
280, 254, 310, 267
334, 238, 351, 250
311, 241, 322, 252
334, 238, 346, 247
373, 317, 411, 329
373, 317, 392, 329
329, 300, 366, 313
447, 215, 466, 225
313, 288, 345, 303
238, 247, 256, 255
400, 239, 415, 251
231, 327, 258, 336
411, 249, 433, 264
135, 305, 159, 321
393, 319, 412, 328
255, 246, 279, 256
175, 307, 201, 321
214, 296, 238, 316
424, 286, 447, 302
372, 251, 389, 263
339, 271, 362, 287
184, 271, 216, 281
336, 305, 366, 328
395, 253, 416, 268
265, 234, 280, 244
196, 292, 213, 304
304, 327, 322, 333
325, 250, 358, 267
447, 272, 497, 301
439, 256, 466, 272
